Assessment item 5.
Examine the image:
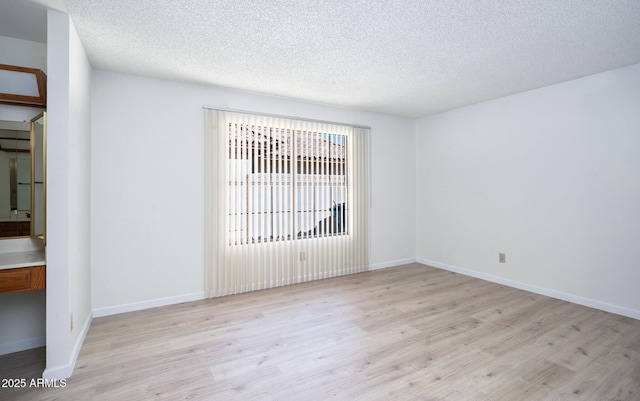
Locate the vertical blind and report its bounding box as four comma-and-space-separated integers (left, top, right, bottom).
205, 109, 370, 298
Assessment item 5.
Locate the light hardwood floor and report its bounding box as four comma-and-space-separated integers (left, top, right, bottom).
2, 263, 639, 400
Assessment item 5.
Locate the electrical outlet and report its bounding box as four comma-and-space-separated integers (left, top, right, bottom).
70, 313, 74, 332
300, 251, 306, 262
499, 253, 506, 263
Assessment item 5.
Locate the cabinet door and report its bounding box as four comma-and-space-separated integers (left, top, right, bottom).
0, 266, 46, 294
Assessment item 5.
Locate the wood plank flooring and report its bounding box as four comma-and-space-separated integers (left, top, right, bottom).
2, 263, 639, 400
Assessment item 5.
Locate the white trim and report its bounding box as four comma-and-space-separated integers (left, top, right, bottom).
43, 311, 92, 379
368, 258, 417, 271
417, 258, 640, 321
92, 292, 205, 318
0, 335, 46, 356
42, 363, 71, 380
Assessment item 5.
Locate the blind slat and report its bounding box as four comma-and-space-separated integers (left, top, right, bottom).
205, 109, 370, 297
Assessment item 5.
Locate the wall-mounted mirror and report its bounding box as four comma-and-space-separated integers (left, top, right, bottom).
0, 113, 46, 241
0, 120, 31, 237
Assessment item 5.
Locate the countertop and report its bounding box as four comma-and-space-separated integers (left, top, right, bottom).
0, 250, 46, 270
0, 211, 31, 222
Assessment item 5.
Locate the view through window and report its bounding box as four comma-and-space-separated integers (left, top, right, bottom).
227, 124, 348, 245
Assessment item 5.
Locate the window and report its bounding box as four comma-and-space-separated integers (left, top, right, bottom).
205, 109, 370, 297
227, 123, 348, 245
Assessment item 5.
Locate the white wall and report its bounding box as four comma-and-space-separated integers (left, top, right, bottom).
0, 290, 45, 355
0, 35, 47, 355
44, 10, 92, 379
416, 63, 640, 318
67, 8, 92, 372
0, 36, 47, 70
91, 71, 416, 312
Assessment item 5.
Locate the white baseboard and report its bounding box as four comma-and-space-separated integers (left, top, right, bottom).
92, 292, 205, 318
417, 258, 640, 321
0, 335, 46, 356
369, 258, 417, 271
43, 310, 93, 380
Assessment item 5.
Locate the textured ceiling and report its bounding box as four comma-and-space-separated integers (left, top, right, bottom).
5, 1, 640, 118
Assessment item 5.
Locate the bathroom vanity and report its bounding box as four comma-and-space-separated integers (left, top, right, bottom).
0, 250, 46, 294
